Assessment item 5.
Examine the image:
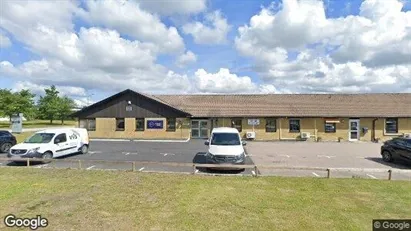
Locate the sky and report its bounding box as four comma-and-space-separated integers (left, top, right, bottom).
1, 0, 411, 107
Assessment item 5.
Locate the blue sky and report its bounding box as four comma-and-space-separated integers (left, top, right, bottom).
1, 0, 411, 105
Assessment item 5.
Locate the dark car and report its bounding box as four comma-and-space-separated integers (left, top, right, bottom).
0, 130, 17, 153
381, 137, 411, 163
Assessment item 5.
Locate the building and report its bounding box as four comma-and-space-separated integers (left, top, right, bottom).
71, 89, 411, 142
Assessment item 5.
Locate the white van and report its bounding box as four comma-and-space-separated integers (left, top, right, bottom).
8, 128, 89, 160
204, 127, 246, 167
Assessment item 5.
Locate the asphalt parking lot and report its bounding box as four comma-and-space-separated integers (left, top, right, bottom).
247, 141, 411, 180
1, 140, 411, 180
0, 139, 255, 175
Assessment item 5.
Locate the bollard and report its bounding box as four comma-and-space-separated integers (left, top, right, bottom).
26, 158, 30, 167
326, 168, 330, 178
192, 164, 196, 174
388, 169, 392, 180
132, 162, 136, 172
78, 160, 82, 169
254, 166, 258, 177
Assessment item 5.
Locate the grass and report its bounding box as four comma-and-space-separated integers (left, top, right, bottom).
0, 120, 77, 129
0, 168, 410, 231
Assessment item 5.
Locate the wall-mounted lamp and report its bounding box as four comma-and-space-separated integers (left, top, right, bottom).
127, 101, 132, 105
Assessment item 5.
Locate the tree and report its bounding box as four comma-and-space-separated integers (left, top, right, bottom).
38, 85, 60, 124
0, 89, 36, 120
57, 96, 76, 124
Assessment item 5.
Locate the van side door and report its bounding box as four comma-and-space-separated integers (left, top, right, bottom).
53, 133, 70, 157
67, 131, 81, 154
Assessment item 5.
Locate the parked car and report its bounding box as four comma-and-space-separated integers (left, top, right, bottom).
204, 127, 246, 170
0, 130, 17, 153
381, 137, 411, 163
7, 128, 89, 162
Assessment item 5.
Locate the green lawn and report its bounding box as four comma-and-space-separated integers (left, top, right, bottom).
0, 120, 77, 129
0, 168, 410, 231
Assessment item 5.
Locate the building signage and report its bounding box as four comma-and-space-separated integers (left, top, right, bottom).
125, 106, 132, 112
11, 113, 23, 133
248, 119, 260, 126
147, 120, 163, 129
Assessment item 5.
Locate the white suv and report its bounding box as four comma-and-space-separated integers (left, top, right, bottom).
204, 127, 246, 167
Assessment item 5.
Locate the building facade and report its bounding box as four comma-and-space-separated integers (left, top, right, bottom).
72, 90, 411, 142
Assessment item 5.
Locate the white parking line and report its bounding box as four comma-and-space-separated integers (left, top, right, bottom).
86, 165, 95, 170
317, 155, 335, 159
251, 170, 256, 176
35, 164, 48, 168
139, 167, 145, 171
195, 169, 199, 173
366, 174, 377, 179
279, 155, 290, 158
161, 153, 175, 156
89, 151, 102, 155
312, 172, 320, 177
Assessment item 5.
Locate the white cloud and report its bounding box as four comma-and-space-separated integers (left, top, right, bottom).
13, 81, 87, 97
137, 0, 207, 16
77, 0, 185, 54
176, 51, 197, 67
0, 33, 11, 48
235, 0, 411, 93
183, 10, 231, 45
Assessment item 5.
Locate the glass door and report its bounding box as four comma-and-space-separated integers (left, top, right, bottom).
200, 121, 208, 138
349, 119, 360, 141
191, 120, 209, 138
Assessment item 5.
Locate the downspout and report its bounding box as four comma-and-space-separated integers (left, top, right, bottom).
372, 118, 378, 142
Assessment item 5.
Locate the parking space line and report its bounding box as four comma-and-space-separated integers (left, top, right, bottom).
312, 172, 320, 177
279, 155, 290, 158
366, 174, 377, 179
35, 164, 48, 168
86, 165, 95, 170
139, 167, 145, 171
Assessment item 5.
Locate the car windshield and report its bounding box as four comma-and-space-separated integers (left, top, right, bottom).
24, 133, 55, 144
211, 133, 241, 145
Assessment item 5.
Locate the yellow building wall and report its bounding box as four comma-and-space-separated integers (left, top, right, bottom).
88, 117, 191, 140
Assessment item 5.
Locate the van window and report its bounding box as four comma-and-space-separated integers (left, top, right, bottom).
55, 133, 67, 143
211, 133, 241, 146
25, 133, 55, 144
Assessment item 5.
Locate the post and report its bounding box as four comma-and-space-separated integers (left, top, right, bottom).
253, 166, 258, 177
388, 169, 392, 180
132, 162, 136, 172
192, 164, 196, 174
326, 168, 330, 178
26, 158, 30, 167
78, 160, 82, 169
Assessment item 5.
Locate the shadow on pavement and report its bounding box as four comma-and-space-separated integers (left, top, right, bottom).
192, 152, 246, 174
365, 157, 411, 169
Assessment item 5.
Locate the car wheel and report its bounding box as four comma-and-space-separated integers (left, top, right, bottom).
382, 150, 393, 162
0, 143, 12, 153
80, 145, 88, 154
42, 152, 53, 160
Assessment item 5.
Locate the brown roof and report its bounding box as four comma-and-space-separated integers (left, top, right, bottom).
154, 93, 411, 118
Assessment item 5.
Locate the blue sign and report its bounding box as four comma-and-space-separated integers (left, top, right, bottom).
147, 120, 163, 129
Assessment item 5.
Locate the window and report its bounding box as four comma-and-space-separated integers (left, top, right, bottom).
54, 133, 67, 144
385, 118, 398, 134
135, 118, 144, 131
116, 118, 125, 131
166, 118, 176, 132
325, 122, 336, 133
289, 119, 300, 133
231, 119, 242, 132
79, 119, 96, 131
265, 118, 276, 132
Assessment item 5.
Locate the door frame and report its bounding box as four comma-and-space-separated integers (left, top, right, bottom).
348, 119, 360, 141
191, 119, 209, 139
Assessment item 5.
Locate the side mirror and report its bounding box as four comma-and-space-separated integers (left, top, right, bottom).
242, 141, 247, 146
204, 140, 210, 145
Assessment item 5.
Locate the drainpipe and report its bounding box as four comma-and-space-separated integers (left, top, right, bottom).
372, 118, 378, 142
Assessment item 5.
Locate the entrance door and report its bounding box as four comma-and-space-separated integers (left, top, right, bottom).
191, 120, 209, 138
348, 119, 360, 141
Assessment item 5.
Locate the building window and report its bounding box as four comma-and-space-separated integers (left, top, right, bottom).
231, 119, 242, 132
385, 118, 398, 134
289, 119, 300, 133
166, 118, 176, 132
325, 122, 336, 133
135, 118, 144, 131
116, 118, 125, 131
79, 118, 96, 131
266, 118, 276, 132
